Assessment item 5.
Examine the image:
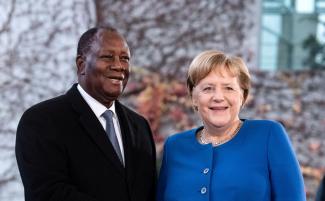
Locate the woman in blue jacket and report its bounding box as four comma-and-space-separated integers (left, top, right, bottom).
157, 50, 306, 201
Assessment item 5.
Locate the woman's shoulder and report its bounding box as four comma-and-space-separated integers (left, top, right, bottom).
244, 119, 284, 129
162, 127, 203, 154
168, 127, 198, 140
239, 120, 290, 151
243, 119, 287, 137
164, 127, 201, 145
243, 119, 288, 142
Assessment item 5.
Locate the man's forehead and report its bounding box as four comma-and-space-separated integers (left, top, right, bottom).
100, 31, 128, 44
96, 30, 125, 42
90, 30, 130, 54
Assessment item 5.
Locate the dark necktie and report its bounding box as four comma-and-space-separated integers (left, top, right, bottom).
102, 110, 123, 164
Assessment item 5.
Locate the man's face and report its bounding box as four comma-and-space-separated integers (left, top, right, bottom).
77, 30, 131, 107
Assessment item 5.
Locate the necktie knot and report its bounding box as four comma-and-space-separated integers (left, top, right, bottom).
102, 110, 114, 120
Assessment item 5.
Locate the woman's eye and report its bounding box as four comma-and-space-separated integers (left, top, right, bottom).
226, 87, 234, 90
202, 87, 213, 92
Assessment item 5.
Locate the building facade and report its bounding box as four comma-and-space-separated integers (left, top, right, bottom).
260, 0, 325, 70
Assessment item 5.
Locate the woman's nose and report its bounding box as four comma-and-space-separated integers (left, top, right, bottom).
212, 90, 225, 101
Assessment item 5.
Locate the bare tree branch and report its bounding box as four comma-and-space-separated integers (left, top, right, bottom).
0, 0, 16, 34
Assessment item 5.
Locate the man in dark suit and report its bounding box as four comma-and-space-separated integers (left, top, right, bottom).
316, 175, 325, 201
15, 26, 156, 201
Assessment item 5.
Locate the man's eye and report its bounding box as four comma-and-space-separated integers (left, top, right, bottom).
120, 56, 130, 62
225, 87, 234, 90
99, 55, 113, 59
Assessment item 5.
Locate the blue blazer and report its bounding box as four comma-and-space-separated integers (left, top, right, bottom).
157, 120, 306, 201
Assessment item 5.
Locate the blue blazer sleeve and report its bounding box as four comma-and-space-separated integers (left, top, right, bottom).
267, 122, 306, 201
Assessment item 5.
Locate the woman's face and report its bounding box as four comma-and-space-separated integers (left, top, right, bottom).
192, 68, 243, 129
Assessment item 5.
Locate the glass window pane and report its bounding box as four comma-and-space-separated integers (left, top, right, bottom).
296, 0, 315, 13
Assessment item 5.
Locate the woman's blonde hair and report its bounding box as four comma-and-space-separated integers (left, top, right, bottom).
187, 50, 251, 103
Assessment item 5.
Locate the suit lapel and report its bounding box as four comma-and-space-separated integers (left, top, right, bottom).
115, 102, 136, 191
66, 84, 124, 175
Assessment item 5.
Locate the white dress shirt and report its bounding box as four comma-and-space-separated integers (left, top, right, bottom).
77, 84, 125, 164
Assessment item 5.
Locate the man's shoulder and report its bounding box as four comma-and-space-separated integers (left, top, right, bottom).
23, 85, 78, 116
23, 93, 69, 118
116, 101, 147, 122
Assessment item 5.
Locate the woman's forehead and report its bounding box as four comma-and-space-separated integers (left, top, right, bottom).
199, 72, 239, 84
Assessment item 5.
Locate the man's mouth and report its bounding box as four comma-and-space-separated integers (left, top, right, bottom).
105, 74, 125, 83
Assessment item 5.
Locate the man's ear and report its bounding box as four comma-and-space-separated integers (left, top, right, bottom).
76, 55, 86, 75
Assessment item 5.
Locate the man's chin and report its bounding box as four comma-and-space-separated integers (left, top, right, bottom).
106, 91, 122, 99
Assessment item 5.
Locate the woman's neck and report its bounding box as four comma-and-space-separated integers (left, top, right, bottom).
204, 120, 242, 142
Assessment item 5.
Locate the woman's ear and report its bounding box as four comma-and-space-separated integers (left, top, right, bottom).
191, 93, 198, 111
240, 102, 245, 110
241, 92, 249, 110
76, 55, 86, 75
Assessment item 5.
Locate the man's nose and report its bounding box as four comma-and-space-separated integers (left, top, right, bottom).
110, 57, 124, 71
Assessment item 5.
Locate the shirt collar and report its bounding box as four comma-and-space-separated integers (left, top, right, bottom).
77, 84, 117, 118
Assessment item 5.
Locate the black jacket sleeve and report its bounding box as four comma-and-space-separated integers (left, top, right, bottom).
15, 109, 98, 201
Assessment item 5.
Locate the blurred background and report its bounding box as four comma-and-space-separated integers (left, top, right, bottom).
0, 0, 324, 200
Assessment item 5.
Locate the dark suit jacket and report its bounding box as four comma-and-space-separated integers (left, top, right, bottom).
16, 84, 156, 201
316, 175, 325, 201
